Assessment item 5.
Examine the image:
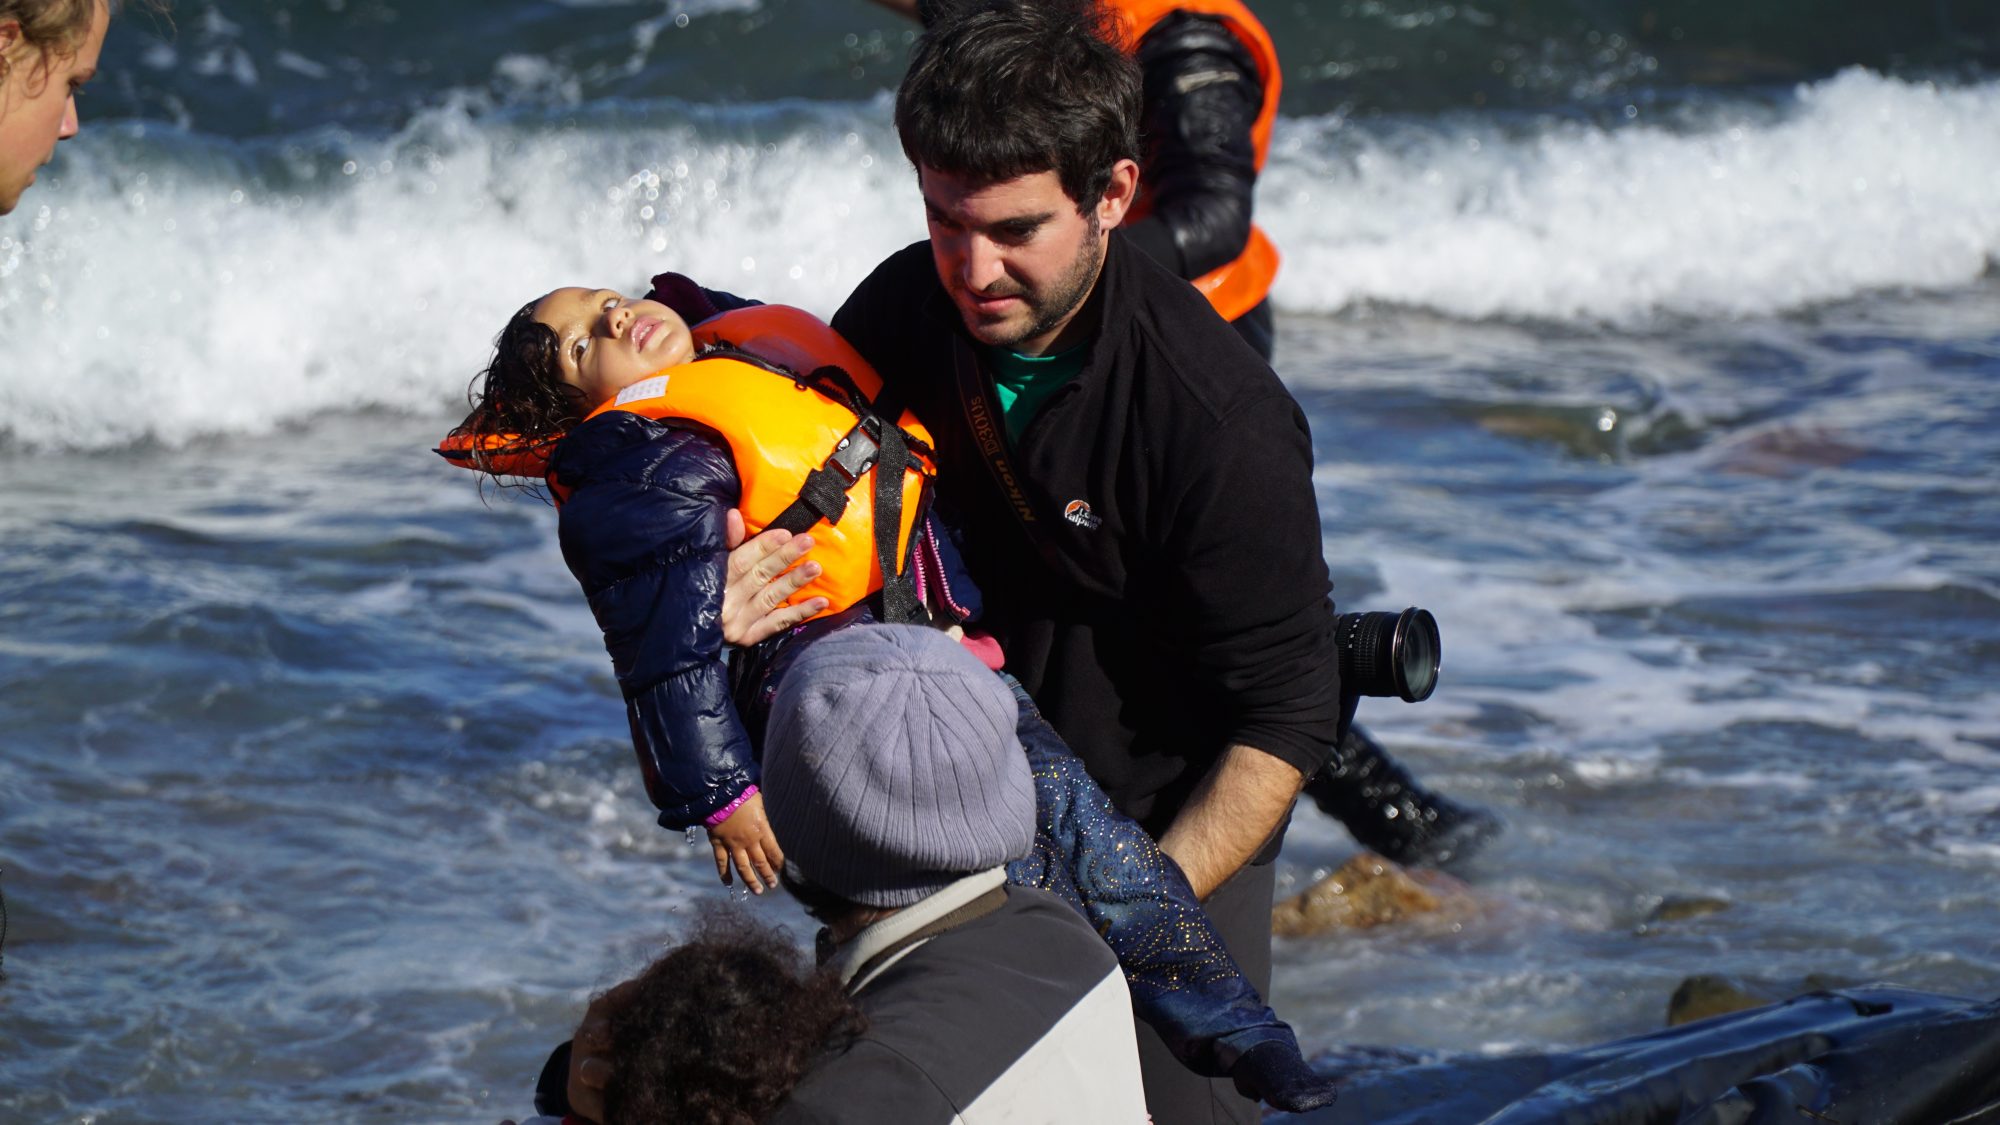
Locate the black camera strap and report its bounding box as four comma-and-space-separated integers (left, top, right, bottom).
950, 339, 1039, 529
947, 338, 1074, 580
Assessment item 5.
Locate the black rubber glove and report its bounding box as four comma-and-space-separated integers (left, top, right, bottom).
1230, 1038, 1343, 1113
532, 1040, 573, 1117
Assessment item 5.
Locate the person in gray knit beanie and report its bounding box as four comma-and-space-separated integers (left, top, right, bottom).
761, 624, 1037, 909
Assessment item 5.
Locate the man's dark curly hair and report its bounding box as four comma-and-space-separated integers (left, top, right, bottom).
895, 0, 1141, 212
599, 911, 865, 1125
448, 301, 585, 481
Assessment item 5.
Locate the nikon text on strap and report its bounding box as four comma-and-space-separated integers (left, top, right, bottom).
952, 338, 1041, 527
949, 338, 1074, 578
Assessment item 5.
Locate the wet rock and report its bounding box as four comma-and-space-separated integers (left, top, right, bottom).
1637, 894, 1732, 933
1668, 974, 1776, 1026
1667, 972, 1851, 1027
1714, 425, 1867, 478
1271, 852, 1475, 937
1473, 404, 1623, 460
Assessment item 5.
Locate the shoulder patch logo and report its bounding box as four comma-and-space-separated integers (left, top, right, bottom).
615, 375, 670, 406
1063, 499, 1102, 530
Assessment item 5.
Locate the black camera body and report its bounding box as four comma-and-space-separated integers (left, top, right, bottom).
1334, 607, 1440, 702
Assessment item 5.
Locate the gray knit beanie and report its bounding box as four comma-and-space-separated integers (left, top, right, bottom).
762, 624, 1035, 909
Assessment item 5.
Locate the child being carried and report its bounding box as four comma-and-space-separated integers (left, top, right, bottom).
441, 272, 1339, 1113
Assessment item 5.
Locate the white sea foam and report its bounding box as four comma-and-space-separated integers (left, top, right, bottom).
1351, 518, 2000, 775
1265, 69, 2000, 321
3, 71, 1996, 450
0, 97, 921, 451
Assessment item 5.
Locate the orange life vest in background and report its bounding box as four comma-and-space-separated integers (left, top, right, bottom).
437, 305, 936, 622
1105, 0, 1283, 321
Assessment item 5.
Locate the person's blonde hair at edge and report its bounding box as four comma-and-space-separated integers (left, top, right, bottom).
2, 1, 151, 102
0, 1, 165, 73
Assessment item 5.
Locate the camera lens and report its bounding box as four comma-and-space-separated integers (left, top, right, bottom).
1334, 607, 1440, 703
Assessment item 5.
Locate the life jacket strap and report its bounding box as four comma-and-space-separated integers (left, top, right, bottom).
763, 410, 929, 627
798, 364, 872, 418
871, 421, 926, 626
769, 467, 854, 536
768, 413, 883, 535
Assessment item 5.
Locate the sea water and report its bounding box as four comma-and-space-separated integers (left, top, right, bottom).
3, 1, 1998, 1118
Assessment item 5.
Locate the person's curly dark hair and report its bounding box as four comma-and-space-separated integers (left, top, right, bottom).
447, 301, 586, 485
599, 911, 866, 1125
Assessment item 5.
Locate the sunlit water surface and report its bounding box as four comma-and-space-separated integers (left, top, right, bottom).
3, 0, 1998, 1117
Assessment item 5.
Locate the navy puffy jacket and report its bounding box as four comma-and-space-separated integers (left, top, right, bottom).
548, 410, 756, 830
544, 274, 986, 831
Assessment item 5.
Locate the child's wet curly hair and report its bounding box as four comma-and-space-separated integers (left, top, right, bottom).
448, 302, 586, 483
600, 911, 865, 1125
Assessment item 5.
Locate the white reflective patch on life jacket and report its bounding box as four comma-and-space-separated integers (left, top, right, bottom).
615, 375, 670, 406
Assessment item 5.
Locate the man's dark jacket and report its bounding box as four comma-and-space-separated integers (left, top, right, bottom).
832, 236, 1342, 836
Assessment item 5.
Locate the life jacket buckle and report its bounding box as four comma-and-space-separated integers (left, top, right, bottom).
826, 416, 883, 485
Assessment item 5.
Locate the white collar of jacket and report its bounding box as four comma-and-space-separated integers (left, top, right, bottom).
831, 867, 1009, 994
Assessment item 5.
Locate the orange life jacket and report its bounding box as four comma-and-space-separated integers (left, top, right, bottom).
1105, 0, 1282, 321
437, 305, 936, 623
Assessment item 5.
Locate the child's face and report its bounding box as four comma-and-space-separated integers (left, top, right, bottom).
532, 287, 694, 412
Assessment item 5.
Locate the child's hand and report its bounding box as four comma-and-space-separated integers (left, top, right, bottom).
706, 790, 784, 894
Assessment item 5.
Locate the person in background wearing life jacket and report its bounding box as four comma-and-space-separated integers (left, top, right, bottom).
856, 0, 1500, 876
442, 275, 1341, 1113
0, 0, 126, 216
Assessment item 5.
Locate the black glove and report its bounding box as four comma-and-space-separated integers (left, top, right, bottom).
532, 1039, 573, 1117
1230, 1038, 1342, 1113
